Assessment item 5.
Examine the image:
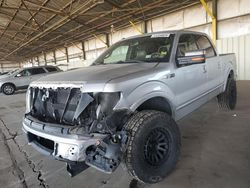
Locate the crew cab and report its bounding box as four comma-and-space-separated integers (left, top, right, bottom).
22, 30, 237, 184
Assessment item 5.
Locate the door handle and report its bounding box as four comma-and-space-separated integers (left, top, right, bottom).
202, 65, 207, 73
218, 62, 221, 69
170, 73, 175, 78
163, 73, 175, 79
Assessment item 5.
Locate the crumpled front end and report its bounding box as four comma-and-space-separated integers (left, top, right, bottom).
23, 85, 129, 175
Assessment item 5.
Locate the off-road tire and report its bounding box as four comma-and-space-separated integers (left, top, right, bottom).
217, 77, 237, 110
2, 83, 15, 95
123, 110, 181, 184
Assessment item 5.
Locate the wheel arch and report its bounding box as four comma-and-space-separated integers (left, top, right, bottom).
113, 81, 176, 118
228, 70, 234, 79
136, 96, 173, 117
1, 82, 16, 91
223, 69, 235, 91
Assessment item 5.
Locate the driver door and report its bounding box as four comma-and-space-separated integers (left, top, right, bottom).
14, 69, 32, 88
174, 34, 208, 120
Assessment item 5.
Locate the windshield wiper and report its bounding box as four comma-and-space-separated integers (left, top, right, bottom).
112, 60, 145, 64
124, 60, 145, 63
93, 59, 148, 65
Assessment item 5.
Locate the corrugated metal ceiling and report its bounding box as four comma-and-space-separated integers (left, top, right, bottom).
0, 0, 199, 63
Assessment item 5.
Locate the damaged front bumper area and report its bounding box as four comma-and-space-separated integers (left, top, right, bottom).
23, 116, 128, 175
23, 116, 106, 162
23, 86, 129, 176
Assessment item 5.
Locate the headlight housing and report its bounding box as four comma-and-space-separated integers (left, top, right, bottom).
25, 88, 32, 113
97, 92, 120, 117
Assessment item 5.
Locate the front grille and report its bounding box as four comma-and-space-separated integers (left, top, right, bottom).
30, 87, 95, 126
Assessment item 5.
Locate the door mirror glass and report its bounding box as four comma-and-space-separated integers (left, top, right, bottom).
16, 73, 21, 77
177, 50, 206, 67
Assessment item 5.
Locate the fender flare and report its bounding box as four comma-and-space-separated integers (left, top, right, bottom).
114, 81, 176, 116
223, 68, 234, 91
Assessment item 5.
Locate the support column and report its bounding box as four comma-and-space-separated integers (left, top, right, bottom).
37, 56, 40, 66
106, 33, 110, 47
212, 0, 218, 40
65, 47, 69, 63
43, 52, 47, 66
200, 0, 217, 44
82, 42, 86, 60
53, 50, 57, 64
144, 20, 148, 34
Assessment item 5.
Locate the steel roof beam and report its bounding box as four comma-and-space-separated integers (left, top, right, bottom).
22, 0, 169, 56
27, 0, 197, 58
1, 0, 51, 54
2, 0, 101, 60
23, 0, 66, 16
0, 2, 23, 42
21, 0, 42, 31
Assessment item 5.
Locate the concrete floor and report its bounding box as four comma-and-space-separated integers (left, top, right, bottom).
0, 81, 250, 188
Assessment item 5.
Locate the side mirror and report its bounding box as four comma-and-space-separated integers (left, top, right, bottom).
16, 73, 21, 77
177, 50, 206, 67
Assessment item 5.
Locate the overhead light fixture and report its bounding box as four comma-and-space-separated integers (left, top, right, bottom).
93, 0, 104, 4
110, 25, 115, 33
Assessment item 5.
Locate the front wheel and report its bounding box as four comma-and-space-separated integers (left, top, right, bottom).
2, 84, 15, 95
124, 110, 181, 184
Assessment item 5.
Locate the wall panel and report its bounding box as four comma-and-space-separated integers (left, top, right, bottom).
217, 34, 250, 80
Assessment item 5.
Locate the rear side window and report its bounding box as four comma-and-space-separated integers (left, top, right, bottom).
194, 35, 216, 58
29, 68, 46, 75
177, 34, 198, 57
46, 67, 58, 72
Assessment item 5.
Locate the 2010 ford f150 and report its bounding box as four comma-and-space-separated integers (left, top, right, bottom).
22, 30, 237, 184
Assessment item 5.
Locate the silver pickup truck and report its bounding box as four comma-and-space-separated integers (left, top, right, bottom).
23, 30, 237, 184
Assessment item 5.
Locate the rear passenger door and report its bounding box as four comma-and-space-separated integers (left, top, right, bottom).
174, 34, 208, 120
194, 34, 222, 95
28, 68, 47, 83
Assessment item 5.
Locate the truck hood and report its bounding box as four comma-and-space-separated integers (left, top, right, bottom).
31, 63, 157, 90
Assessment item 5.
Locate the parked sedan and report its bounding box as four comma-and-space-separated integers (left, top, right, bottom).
0, 66, 61, 95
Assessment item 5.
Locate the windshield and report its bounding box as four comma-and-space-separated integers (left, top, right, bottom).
94, 34, 174, 65
7, 69, 19, 75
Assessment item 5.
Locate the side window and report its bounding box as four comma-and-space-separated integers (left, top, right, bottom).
177, 34, 198, 57
194, 35, 216, 58
29, 68, 46, 75
19, 69, 31, 77
46, 67, 58, 72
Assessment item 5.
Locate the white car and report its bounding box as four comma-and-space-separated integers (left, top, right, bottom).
0, 66, 61, 95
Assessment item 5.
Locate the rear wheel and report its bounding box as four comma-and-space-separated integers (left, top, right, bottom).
217, 77, 237, 110
124, 110, 181, 184
2, 84, 15, 95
